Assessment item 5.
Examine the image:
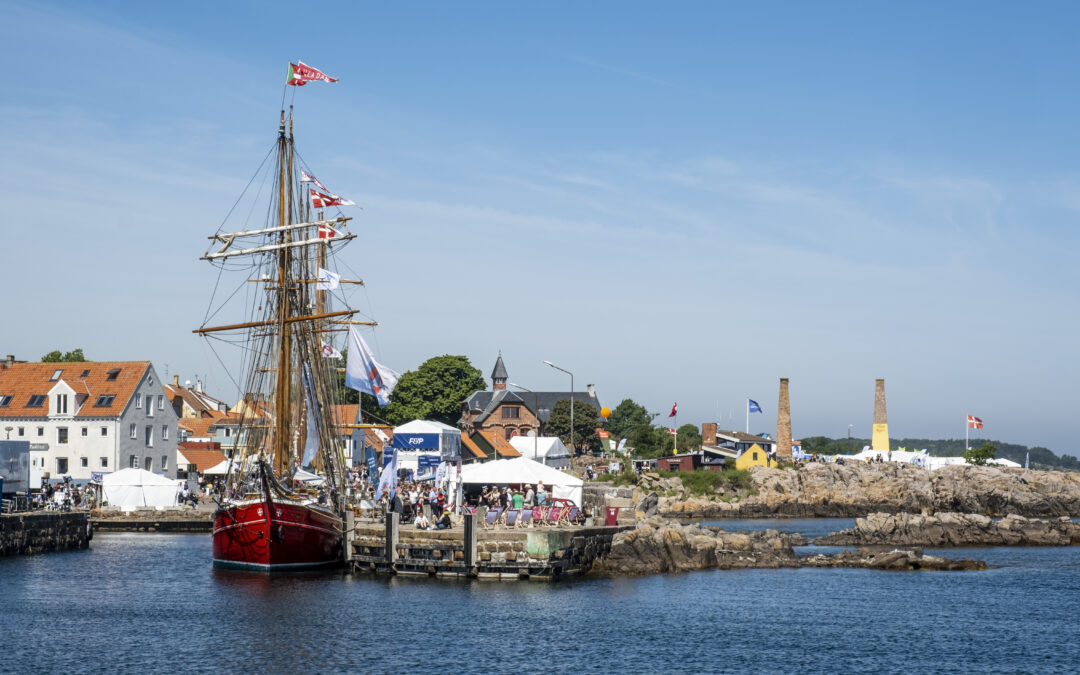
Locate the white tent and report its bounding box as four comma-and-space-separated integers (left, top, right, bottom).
508, 436, 571, 469
102, 468, 180, 511
203, 459, 230, 475
293, 468, 326, 485
460, 456, 583, 506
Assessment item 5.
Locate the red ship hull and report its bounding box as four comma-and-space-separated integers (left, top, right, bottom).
212, 499, 343, 571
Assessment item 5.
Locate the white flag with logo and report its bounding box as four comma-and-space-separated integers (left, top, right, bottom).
316, 267, 340, 291
321, 342, 342, 359
345, 327, 400, 407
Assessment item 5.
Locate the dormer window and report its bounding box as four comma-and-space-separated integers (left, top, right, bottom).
50, 369, 63, 381
81, 369, 90, 378
55, 394, 68, 415
27, 395, 47, 408
94, 394, 116, 407
106, 369, 121, 381
0, 395, 11, 407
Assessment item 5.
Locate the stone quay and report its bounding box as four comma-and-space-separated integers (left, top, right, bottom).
0, 511, 91, 556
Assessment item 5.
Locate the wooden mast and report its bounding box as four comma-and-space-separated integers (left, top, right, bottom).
275, 110, 292, 476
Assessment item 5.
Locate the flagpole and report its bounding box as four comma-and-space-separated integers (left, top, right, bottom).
965, 415, 969, 451
746, 397, 749, 434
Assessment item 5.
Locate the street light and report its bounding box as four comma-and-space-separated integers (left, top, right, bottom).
543, 360, 574, 454
508, 383, 539, 460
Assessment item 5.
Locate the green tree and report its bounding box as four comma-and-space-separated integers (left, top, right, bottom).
545, 399, 601, 454
606, 398, 653, 441
963, 442, 997, 466
676, 423, 701, 451
629, 425, 674, 459
41, 349, 88, 363
378, 355, 485, 427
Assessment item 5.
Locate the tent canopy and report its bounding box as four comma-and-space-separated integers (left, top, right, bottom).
101, 468, 180, 510
460, 456, 583, 506
508, 436, 570, 468
392, 419, 461, 461
293, 468, 326, 485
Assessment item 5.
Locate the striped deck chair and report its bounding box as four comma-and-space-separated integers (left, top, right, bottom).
518, 509, 533, 527
484, 507, 503, 528
561, 507, 581, 525
531, 506, 548, 526
504, 509, 520, 527
546, 506, 563, 525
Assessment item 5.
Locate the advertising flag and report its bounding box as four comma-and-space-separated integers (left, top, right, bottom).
616, 438, 627, 454
748, 399, 763, 413
967, 415, 983, 429
375, 447, 398, 500
320, 342, 342, 359
345, 327, 400, 407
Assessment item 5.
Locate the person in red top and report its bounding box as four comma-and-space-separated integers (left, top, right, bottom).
436, 488, 446, 517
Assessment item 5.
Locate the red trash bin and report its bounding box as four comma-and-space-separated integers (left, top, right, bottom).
605, 506, 619, 526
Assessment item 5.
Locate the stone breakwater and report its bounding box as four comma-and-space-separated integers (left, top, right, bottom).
816, 512, 1080, 547
0, 512, 91, 556
652, 463, 1080, 519
590, 518, 984, 575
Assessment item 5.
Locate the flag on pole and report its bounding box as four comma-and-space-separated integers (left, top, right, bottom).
375, 447, 398, 500
320, 342, 342, 359
748, 399, 763, 413
666, 427, 677, 437
300, 169, 329, 192
317, 224, 340, 239
345, 327, 400, 407
669, 402, 678, 417
616, 438, 627, 454
286, 61, 338, 86
967, 415, 983, 429
1025, 451, 1029, 469
310, 188, 355, 209
316, 267, 340, 290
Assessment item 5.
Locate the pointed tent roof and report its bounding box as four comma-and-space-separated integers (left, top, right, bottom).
491, 354, 508, 381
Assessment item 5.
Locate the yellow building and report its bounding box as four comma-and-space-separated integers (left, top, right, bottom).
735, 443, 776, 470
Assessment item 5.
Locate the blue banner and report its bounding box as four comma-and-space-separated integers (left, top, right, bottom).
364, 448, 377, 477
417, 455, 440, 470
393, 433, 440, 450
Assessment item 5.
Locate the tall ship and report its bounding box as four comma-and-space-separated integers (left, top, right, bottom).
198, 74, 366, 570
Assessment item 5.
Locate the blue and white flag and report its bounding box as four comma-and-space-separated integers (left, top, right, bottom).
1025, 452, 1030, 469
748, 399, 763, 413
616, 438, 628, 454
346, 327, 400, 407
375, 447, 398, 500
434, 461, 447, 488
300, 364, 320, 467
316, 267, 340, 291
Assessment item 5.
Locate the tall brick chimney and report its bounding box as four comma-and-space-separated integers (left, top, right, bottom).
776, 378, 792, 459
872, 378, 890, 451
702, 422, 717, 447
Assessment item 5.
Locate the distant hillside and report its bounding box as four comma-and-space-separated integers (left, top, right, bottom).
799, 436, 1079, 472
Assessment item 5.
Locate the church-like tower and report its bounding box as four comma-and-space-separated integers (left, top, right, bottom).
491, 354, 508, 390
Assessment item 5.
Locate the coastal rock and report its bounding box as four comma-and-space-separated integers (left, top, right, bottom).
634, 491, 659, 518
802, 548, 987, 571
655, 463, 1080, 519
815, 512, 1080, 547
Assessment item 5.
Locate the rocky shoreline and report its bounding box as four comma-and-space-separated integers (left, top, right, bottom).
816, 512, 1080, 547
642, 463, 1080, 519
590, 517, 986, 575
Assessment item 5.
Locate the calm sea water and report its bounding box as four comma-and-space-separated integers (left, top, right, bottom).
2, 524, 1078, 674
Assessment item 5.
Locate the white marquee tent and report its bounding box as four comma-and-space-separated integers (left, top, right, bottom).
460, 456, 583, 506
101, 468, 180, 510
508, 436, 571, 469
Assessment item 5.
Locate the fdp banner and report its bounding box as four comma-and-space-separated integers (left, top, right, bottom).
393, 433, 440, 450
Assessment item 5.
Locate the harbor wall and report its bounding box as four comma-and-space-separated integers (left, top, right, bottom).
0, 512, 91, 556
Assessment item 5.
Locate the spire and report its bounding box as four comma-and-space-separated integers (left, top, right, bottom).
491, 353, 508, 390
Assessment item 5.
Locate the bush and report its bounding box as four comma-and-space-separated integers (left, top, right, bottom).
654, 468, 753, 496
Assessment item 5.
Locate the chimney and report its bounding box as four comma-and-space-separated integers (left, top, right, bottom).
196, 379, 203, 393
3, 354, 13, 369
776, 378, 792, 460
872, 378, 890, 451
702, 422, 717, 447
173, 374, 179, 387
587, 384, 595, 398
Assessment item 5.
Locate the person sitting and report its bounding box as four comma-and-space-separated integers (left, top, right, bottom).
414, 512, 430, 529
436, 511, 452, 530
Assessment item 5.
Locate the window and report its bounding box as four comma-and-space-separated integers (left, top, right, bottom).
56, 458, 68, 474
161, 424, 169, 441
752, 452, 759, 461
81, 457, 88, 468
101, 427, 108, 437
55, 394, 68, 414
57, 428, 68, 444
106, 369, 120, 381
502, 406, 520, 419
80, 369, 90, 378
136, 395, 142, 409
37, 427, 44, 437
50, 369, 63, 381
81, 427, 88, 437
100, 457, 108, 468
18, 427, 24, 437
157, 395, 164, 410
505, 428, 514, 440
224, 428, 231, 437
161, 455, 168, 471
129, 423, 137, 439
94, 394, 115, 407
147, 375, 154, 385
27, 395, 47, 408
145, 425, 153, 447
129, 455, 136, 468
0, 395, 11, 407
144, 456, 152, 471
147, 395, 154, 417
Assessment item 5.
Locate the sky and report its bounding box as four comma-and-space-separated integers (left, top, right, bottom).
2, 1, 1078, 456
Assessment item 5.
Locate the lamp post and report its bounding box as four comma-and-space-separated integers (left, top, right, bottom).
508, 382, 539, 460
543, 360, 574, 454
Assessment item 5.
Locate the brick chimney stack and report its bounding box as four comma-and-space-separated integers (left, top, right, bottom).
776, 378, 792, 459
702, 422, 717, 447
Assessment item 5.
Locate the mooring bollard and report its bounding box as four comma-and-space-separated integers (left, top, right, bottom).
385, 510, 399, 564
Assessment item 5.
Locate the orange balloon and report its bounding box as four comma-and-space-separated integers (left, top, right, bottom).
600, 407, 611, 418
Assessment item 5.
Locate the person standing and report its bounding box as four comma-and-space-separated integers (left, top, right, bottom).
536, 481, 547, 506
524, 484, 535, 507
512, 489, 524, 510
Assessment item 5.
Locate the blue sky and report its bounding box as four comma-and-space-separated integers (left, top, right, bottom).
2, 1, 1078, 456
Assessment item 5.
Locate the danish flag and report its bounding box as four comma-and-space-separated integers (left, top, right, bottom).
669, 402, 678, 417
967, 415, 983, 429
309, 188, 355, 209
318, 224, 340, 239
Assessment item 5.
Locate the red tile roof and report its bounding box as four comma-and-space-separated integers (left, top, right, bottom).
477, 430, 522, 458
0, 361, 149, 419
176, 447, 227, 472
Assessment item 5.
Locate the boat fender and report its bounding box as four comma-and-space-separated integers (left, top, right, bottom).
86, 519, 93, 541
